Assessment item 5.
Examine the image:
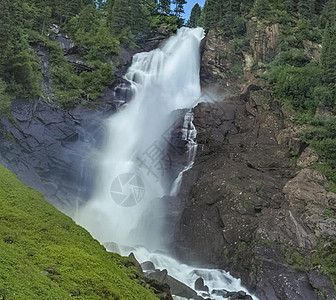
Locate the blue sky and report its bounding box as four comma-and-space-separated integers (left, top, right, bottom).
183, 0, 206, 20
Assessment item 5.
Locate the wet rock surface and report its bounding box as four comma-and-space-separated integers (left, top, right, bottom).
172, 90, 336, 299
0, 99, 111, 210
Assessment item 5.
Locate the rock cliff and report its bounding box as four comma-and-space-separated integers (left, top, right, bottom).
171, 28, 336, 300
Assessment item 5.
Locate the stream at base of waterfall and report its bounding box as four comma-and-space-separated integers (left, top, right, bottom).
74, 27, 258, 300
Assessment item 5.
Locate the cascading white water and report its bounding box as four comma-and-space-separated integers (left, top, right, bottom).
75, 27, 257, 300
130, 247, 256, 300
75, 26, 204, 248
170, 110, 198, 196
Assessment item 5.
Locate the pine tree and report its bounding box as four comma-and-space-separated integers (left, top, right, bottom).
145, 0, 158, 16
321, 0, 336, 26
109, 0, 131, 35
158, 0, 171, 15
321, 22, 336, 95
130, 0, 150, 33
0, 0, 41, 98
188, 4, 201, 27
197, 1, 208, 28
172, 0, 187, 18
252, 0, 271, 19
297, 0, 316, 19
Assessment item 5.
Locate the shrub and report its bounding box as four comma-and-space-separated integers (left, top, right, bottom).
0, 80, 11, 114
270, 64, 325, 112
151, 15, 179, 33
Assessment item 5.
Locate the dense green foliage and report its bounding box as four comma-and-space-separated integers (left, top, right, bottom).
187, 4, 201, 27
0, 0, 187, 110
0, 0, 42, 104
0, 164, 158, 299
199, 0, 253, 37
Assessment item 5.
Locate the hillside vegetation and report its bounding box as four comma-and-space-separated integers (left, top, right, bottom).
0, 0, 186, 110
0, 164, 158, 300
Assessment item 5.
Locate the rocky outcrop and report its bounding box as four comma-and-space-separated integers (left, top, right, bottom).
171, 87, 336, 299
283, 168, 336, 242
246, 18, 280, 63
302, 40, 322, 61
0, 99, 112, 210
166, 30, 335, 299
200, 29, 243, 92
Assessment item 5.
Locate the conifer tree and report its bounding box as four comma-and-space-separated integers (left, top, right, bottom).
188, 4, 201, 27
321, 22, 336, 95
158, 0, 171, 15
197, 1, 208, 28
110, 0, 131, 35
297, 0, 316, 19
172, 0, 187, 18
252, 0, 271, 19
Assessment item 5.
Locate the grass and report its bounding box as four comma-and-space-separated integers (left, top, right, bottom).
0, 164, 158, 300
312, 239, 336, 287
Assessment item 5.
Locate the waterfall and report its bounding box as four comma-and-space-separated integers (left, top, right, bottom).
75, 27, 257, 300
170, 110, 198, 196
75, 27, 204, 248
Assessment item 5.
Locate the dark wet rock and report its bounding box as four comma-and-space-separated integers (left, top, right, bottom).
211, 289, 228, 297
308, 270, 336, 300
172, 84, 336, 299
67, 54, 93, 73
143, 277, 173, 300
147, 269, 168, 282
141, 261, 156, 271
0, 98, 111, 210
193, 296, 207, 300
227, 291, 251, 300
55, 34, 76, 54
194, 277, 209, 293
166, 275, 198, 299
128, 252, 143, 274
0, 31, 169, 213
146, 269, 198, 299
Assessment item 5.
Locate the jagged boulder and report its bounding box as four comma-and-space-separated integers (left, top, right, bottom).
146, 269, 198, 299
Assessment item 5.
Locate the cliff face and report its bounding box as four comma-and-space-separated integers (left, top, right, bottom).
171, 28, 336, 300
0, 33, 167, 212
246, 18, 280, 63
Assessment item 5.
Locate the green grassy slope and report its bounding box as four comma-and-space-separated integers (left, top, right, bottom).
0, 164, 158, 300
